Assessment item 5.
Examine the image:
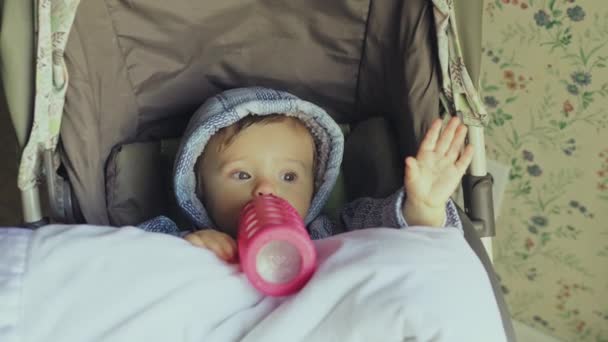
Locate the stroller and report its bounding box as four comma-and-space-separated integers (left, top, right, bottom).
1, 0, 515, 340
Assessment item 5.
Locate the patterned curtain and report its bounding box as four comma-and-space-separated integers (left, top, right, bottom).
17, 0, 80, 191
432, 0, 489, 127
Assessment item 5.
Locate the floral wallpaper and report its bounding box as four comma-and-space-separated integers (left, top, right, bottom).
482, 0, 608, 341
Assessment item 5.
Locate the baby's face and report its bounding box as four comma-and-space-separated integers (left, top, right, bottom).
198, 118, 315, 237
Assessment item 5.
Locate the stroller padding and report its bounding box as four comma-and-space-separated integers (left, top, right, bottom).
343, 117, 403, 200
105, 141, 176, 227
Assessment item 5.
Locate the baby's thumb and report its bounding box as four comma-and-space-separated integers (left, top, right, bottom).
405, 157, 420, 183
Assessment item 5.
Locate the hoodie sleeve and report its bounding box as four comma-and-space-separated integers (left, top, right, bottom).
138, 216, 183, 237
338, 189, 463, 232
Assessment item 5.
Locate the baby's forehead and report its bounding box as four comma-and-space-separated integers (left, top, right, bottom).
218, 115, 312, 144
278, 116, 314, 134
203, 116, 313, 156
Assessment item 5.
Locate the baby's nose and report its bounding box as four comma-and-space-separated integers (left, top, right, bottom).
253, 179, 276, 197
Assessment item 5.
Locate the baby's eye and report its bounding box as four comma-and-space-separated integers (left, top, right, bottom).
282, 172, 298, 182
231, 171, 251, 180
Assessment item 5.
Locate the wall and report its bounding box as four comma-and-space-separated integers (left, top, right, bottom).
482, 0, 608, 341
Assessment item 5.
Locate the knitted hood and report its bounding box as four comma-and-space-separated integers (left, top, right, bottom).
173, 87, 344, 228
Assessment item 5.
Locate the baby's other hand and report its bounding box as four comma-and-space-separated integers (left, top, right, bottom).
185, 230, 238, 263
403, 116, 474, 226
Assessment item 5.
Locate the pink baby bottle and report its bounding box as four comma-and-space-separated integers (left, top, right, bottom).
237, 194, 317, 296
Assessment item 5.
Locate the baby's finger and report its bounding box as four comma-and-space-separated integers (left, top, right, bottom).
218, 235, 238, 262
225, 235, 238, 257
418, 118, 442, 153
185, 233, 205, 248
404, 157, 420, 183
455, 144, 475, 174
435, 116, 460, 155
204, 238, 233, 261
445, 124, 468, 163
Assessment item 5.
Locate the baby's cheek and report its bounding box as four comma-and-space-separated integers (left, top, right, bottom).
288, 195, 312, 219
209, 193, 246, 233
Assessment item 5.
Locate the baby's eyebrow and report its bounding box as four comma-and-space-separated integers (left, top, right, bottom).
217, 158, 310, 171
282, 158, 310, 170
217, 159, 246, 171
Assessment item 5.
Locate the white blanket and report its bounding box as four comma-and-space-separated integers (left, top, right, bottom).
0, 225, 506, 342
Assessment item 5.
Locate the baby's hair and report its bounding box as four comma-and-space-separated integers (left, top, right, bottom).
214, 113, 290, 150
213, 114, 317, 168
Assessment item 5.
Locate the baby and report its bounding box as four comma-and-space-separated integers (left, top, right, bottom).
141, 87, 473, 262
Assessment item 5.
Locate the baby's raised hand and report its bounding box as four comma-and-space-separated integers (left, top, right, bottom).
185, 229, 238, 263
403, 117, 474, 227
